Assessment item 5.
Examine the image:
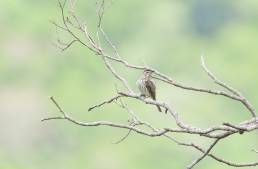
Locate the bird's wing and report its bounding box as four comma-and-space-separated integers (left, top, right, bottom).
145, 80, 156, 100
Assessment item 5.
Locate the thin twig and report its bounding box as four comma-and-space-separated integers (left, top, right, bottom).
41, 116, 65, 121
50, 96, 66, 117
113, 128, 133, 144
88, 95, 121, 111
187, 139, 220, 169
223, 122, 247, 134
61, 39, 78, 51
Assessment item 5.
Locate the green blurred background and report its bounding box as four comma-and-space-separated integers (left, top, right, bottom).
0, 0, 258, 169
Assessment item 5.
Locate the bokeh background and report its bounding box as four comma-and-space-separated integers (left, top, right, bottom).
0, 0, 258, 169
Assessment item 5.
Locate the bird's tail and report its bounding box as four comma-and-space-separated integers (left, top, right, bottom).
156, 105, 162, 112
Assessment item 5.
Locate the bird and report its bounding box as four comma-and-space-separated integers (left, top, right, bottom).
136, 69, 162, 112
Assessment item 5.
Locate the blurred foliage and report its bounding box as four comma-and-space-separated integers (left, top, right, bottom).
0, 0, 258, 169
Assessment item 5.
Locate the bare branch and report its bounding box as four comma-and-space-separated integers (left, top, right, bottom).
84, 26, 97, 48
223, 122, 247, 134
88, 95, 121, 111
187, 139, 220, 169
201, 55, 241, 96
100, 27, 120, 58
41, 116, 65, 121
97, 0, 105, 27
50, 20, 67, 31
187, 142, 258, 167
44, 94, 258, 168
201, 55, 256, 118
113, 129, 132, 144
61, 39, 78, 51
102, 57, 133, 93
57, 0, 98, 53
50, 96, 66, 117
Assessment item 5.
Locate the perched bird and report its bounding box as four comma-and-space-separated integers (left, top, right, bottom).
136, 69, 162, 112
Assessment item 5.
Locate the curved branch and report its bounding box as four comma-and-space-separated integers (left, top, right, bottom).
201, 55, 256, 118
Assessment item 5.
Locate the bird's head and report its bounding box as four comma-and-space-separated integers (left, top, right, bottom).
143, 69, 154, 78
